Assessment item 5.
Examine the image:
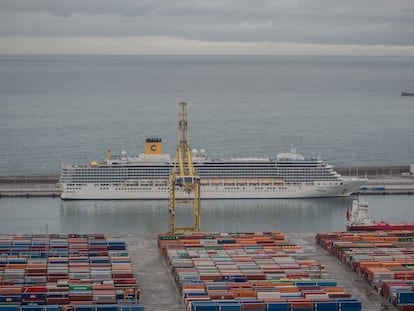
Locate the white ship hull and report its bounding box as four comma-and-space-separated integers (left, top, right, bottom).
60, 138, 366, 200
60, 178, 364, 200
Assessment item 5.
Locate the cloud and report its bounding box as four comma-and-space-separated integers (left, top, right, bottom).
0, 0, 414, 54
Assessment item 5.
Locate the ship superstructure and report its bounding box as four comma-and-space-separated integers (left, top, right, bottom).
60, 138, 365, 200
346, 198, 414, 231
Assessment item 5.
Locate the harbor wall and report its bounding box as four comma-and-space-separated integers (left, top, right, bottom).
0, 175, 60, 197
0, 165, 413, 197
336, 165, 410, 177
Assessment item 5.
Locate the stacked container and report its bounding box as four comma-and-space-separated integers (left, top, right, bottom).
316, 230, 414, 310
159, 232, 361, 311
0, 234, 141, 311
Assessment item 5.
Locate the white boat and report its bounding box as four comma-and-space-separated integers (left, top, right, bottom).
60, 138, 366, 200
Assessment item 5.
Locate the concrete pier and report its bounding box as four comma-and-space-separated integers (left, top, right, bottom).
0, 176, 60, 197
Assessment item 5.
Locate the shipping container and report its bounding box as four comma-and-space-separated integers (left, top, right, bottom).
0, 234, 140, 309
159, 232, 360, 311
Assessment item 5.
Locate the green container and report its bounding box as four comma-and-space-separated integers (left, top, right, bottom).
178, 252, 189, 258
398, 237, 414, 242
244, 246, 263, 250
118, 251, 129, 257
204, 245, 223, 250
69, 284, 93, 291
159, 236, 179, 240
389, 266, 410, 271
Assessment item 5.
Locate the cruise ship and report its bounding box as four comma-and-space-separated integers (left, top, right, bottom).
60, 138, 365, 200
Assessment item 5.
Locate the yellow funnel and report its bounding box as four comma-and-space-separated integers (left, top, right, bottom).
145, 138, 162, 155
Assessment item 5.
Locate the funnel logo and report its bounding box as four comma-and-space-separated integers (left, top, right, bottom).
150, 144, 157, 152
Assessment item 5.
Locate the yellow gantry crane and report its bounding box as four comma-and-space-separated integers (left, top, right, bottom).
169, 101, 201, 233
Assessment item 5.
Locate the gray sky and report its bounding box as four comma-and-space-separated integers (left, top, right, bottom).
1, 0, 414, 55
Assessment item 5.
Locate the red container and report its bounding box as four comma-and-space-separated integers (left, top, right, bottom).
46, 297, 70, 304
24, 286, 47, 293
242, 302, 266, 310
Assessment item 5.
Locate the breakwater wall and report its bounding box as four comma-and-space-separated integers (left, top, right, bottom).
0, 175, 60, 197
0, 165, 413, 197
336, 165, 410, 177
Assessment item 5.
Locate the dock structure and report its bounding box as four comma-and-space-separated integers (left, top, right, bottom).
0, 175, 60, 197
336, 165, 410, 177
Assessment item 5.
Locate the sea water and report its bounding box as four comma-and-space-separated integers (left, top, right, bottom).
0, 55, 413, 234
1, 55, 414, 176
0, 195, 413, 234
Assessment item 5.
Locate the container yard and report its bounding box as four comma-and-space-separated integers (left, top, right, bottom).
316, 230, 414, 310
0, 234, 143, 311
157, 232, 364, 311
0, 232, 404, 311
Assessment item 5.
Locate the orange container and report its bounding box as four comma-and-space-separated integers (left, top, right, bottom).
230, 289, 256, 298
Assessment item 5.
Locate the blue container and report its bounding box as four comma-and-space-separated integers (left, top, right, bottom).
88, 251, 100, 257
120, 305, 142, 311
74, 305, 95, 311
314, 301, 337, 311
295, 282, 316, 287
217, 239, 236, 244
20, 306, 44, 311
217, 302, 242, 311
222, 275, 245, 282
44, 306, 59, 311
0, 305, 19, 311
191, 301, 218, 311
338, 301, 361, 311
317, 281, 337, 286
106, 241, 126, 250
90, 258, 110, 264
266, 302, 289, 311
398, 291, 414, 304
0, 295, 21, 303
95, 305, 118, 311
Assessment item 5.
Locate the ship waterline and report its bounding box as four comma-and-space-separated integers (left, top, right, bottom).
60, 138, 365, 200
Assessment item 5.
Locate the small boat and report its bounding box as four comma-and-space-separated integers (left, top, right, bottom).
346, 198, 414, 231
401, 92, 414, 96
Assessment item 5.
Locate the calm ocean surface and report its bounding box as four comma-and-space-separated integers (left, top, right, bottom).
1, 55, 414, 176
1, 195, 413, 234
0, 55, 413, 234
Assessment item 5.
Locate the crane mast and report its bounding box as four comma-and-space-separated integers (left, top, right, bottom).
169, 102, 201, 233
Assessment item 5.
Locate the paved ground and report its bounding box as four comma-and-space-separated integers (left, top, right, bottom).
123, 234, 185, 311
124, 233, 396, 311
